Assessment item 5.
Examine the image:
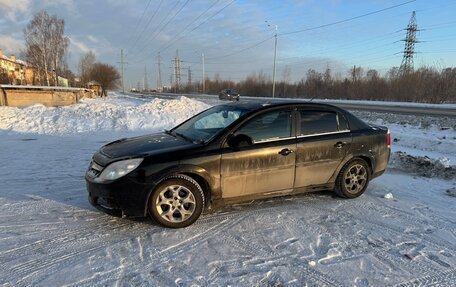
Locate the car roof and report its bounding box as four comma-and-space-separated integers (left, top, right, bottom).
222, 100, 345, 112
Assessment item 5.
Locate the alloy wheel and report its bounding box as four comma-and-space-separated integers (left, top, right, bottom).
343, 164, 367, 194
155, 185, 196, 223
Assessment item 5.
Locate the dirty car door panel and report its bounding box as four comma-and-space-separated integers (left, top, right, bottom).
221, 109, 296, 198
295, 110, 352, 187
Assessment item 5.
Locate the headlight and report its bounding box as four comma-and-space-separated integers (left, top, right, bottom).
96, 158, 143, 182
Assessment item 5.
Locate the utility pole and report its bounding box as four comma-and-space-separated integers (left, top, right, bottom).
202, 53, 205, 94
173, 50, 181, 92
352, 65, 356, 82
272, 25, 278, 98
144, 65, 148, 91
399, 11, 419, 75
266, 23, 278, 98
188, 66, 192, 85
118, 49, 128, 93
169, 74, 173, 92
156, 52, 162, 91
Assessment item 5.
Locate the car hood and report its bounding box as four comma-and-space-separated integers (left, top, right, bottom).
99, 132, 195, 159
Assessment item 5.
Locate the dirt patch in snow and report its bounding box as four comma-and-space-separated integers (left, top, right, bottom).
446, 187, 456, 197
391, 151, 456, 180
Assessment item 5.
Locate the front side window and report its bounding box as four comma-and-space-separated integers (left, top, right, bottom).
299, 111, 338, 136
236, 109, 292, 143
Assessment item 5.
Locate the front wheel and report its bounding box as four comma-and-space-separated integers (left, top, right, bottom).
149, 174, 205, 228
334, 159, 370, 198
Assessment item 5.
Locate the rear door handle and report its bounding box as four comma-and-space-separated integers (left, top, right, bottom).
278, 148, 294, 156
334, 141, 347, 148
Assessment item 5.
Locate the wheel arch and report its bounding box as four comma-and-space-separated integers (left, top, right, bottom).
143, 164, 215, 216
330, 153, 375, 183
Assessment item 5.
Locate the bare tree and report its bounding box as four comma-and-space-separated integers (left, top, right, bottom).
79, 51, 96, 87
90, 63, 120, 97
23, 10, 69, 86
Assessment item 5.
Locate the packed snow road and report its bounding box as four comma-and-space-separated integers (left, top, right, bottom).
0, 94, 455, 286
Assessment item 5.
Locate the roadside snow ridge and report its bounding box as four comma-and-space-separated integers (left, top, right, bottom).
0, 94, 209, 135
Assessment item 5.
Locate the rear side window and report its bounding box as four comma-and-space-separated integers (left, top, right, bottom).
236, 109, 292, 143
337, 113, 349, 131
299, 111, 338, 136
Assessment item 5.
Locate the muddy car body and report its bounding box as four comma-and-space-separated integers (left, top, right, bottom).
86, 101, 390, 228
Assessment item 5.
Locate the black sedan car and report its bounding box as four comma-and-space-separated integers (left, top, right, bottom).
86, 101, 390, 228
219, 89, 240, 101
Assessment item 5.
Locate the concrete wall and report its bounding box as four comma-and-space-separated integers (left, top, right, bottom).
0, 86, 97, 107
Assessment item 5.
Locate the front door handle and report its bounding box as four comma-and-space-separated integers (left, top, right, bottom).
278, 148, 294, 156
334, 141, 347, 148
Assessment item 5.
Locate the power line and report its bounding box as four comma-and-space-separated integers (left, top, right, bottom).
129, 0, 164, 52
281, 0, 416, 36
133, 0, 191, 59
159, 0, 221, 52
206, 35, 274, 60
204, 0, 415, 61
127, 0, 152, 49
136, 0, 236, 63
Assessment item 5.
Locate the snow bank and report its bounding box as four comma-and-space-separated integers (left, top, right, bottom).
0, 93, 210, 135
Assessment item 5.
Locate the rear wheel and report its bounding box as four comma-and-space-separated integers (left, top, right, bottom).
334, 159, 370, 198
149, 174, 205, 228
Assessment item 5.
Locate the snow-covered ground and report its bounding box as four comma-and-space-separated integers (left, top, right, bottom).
0, 93, 455, 286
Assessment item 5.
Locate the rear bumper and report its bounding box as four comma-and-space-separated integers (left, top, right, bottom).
86, 174, 155, 217
372, 169, 386, 179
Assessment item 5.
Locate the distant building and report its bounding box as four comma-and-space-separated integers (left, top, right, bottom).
0, 49, 26, 85
87, 80, 101, 96
0, 48, 70, 87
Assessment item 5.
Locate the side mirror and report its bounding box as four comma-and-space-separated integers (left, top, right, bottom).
227, 134, 253, 149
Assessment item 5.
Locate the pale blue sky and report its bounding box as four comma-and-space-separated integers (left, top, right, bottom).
1, 0, 455, 88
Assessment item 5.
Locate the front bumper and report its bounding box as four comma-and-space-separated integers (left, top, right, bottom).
86, 174, 154, 218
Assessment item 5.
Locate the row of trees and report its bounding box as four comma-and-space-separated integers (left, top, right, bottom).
180, 67, 456, 104
19, 10, 120, 96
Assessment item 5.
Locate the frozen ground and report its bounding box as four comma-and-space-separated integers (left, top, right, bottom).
0, 94, 455, 286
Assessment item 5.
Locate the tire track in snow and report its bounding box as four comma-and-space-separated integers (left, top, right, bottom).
395, 268, 456, 287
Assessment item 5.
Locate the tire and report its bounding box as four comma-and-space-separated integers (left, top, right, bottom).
149, 174, 205, 228
334, 159, 370, 198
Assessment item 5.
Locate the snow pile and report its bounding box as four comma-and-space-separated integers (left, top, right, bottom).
384, 192, 394, 199
0, 94, 210, 135
391, 151, 456, 180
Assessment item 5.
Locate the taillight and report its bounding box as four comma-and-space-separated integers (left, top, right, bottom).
386, 129, 391, 148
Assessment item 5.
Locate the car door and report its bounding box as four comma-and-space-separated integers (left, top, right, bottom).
294, 109, 352, 188
221, 108, 296, 198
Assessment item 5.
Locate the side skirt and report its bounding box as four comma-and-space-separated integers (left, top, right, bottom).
207, 183, 335, 213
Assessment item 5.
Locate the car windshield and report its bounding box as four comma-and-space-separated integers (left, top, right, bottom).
171, 105, 248, 143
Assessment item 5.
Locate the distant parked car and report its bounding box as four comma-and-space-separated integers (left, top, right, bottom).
219, 89, 240, 101
86, 101, 390, 228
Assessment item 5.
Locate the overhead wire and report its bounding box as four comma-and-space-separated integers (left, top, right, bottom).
129, 0, 164, 53
158, 0, 222, 52
131, 0, 184, 58
203, 0, 416, 61
126, 0, 152, 49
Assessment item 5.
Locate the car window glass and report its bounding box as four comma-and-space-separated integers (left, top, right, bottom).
300, 111, 338, 135
338, 113, 349, 131
194, 110, 241, 129
173, 105, 247, 143
236, 110, 291, 143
